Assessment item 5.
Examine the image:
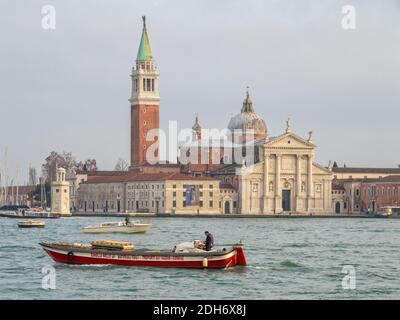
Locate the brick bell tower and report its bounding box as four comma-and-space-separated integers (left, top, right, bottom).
130, 16, 160, 167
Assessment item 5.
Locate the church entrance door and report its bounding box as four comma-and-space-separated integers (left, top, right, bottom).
224, 201, 230, 214
282, 190, 291, 211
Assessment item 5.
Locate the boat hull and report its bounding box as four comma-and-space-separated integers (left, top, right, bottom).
0, 213, 60, 219
40, 243, 246, 269
18, 224, 45, 228
82, 224, 151, 234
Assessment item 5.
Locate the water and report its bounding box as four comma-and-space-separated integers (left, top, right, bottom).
1, 217, 399, 299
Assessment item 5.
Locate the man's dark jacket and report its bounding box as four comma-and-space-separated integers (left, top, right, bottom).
205, 233, 214, 251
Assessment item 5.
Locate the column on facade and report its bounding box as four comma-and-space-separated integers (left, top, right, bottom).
307, 154, 314, 210
323, 179, 331, 212
239, 175, 248, 214
263, 147, 269, 213
296, 154, 302, 211
275, 154, 281, 213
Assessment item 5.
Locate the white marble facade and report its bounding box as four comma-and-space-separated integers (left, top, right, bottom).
238, 131, 333, 214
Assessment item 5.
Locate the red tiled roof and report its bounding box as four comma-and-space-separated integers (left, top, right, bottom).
379, 175, 400, 182
82, 172, 218, 184
332, 167, 400, 174
332, 184, 345, 190
140, 162, 181, 168
364, 175, 400, 183
219, 183, 236, 190
334, 175, 400, 184
76, 170, 127, 176
85, 175, 127, 184
125, 172, 217, 182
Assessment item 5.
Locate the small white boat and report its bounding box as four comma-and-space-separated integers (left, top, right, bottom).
82, 220, 151, 234
18, 220, 46, 228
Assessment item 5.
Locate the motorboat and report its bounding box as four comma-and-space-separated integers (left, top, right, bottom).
0, 211, 60, 219
39, 240, 247, 269
82, 220, 151, 234
18, 220, 46, 228
0, 206, 60, 219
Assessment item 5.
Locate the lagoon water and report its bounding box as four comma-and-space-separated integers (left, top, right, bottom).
1, 216, 399, 299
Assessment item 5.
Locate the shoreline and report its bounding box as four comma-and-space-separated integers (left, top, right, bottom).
70, 212, 397, 219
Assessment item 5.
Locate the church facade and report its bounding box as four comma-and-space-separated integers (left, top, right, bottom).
237, 129, 333, 214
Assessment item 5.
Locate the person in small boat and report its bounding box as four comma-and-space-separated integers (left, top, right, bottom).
125, 215, 130, 226
204, 231, 214, 251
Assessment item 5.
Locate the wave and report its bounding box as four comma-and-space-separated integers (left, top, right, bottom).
247, 265, 269, 271
280, 260, 303, 268
282, 243, 310, 248
1, 245, 37, 251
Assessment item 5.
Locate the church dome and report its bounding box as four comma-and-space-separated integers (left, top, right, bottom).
227, 91, 267, 140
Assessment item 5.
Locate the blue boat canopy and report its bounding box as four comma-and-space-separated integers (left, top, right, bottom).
0, 205, 30, 211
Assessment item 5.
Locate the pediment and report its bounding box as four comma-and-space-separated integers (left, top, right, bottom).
313, 162, 332, 175
265, 132, 315, 150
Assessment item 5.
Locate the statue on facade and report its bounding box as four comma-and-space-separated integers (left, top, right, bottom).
308, 131, 313, 142
286, 118, 292, 133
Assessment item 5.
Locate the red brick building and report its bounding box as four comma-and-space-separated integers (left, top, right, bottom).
332, 175, 400, 214
359, 176, 400, 213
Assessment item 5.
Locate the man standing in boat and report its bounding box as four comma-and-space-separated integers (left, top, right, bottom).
204, 231, 214, 251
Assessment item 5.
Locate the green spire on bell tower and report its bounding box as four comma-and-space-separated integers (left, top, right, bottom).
136, 16, 153, 61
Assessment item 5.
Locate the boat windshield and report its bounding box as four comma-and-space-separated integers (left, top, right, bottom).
100, 222, 122, 227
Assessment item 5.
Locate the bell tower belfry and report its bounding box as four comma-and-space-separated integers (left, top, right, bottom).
130, 16, 160, 167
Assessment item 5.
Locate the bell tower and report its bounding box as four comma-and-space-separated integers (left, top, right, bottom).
50, 168, 71, 216
130, 16, 160, 167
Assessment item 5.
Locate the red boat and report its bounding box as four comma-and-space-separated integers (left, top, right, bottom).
39, 240, 247, 269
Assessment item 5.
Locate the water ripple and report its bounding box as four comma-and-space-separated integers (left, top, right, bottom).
1, 217, 400, 299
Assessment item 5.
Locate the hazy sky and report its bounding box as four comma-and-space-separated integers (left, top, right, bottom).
0, 0, 399, 183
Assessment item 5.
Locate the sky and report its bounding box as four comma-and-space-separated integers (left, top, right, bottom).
0, 0, 399, 184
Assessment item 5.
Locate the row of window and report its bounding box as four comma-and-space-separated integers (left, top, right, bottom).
172, 184, 214, 189
127, 191, 165, 198
79, 201, 117, 210
85, 185, 121, 191
333, 190, 346, 195
173, 191, 214, 197
136, 61, 154, 71
357, 186, 400, 197
172, 200, 237, 209
127, 184, 164, 190
127, 200, 165, 209
134, 78, 155, 92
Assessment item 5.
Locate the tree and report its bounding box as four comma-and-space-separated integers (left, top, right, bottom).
28, 167, 37, 186
114, 158, 129, 171
42, 151, 97, 183
333, 161, 338, 168
76, 159, 98, 172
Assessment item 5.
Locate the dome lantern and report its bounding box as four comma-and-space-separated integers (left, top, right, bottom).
227, 89, 268, 142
